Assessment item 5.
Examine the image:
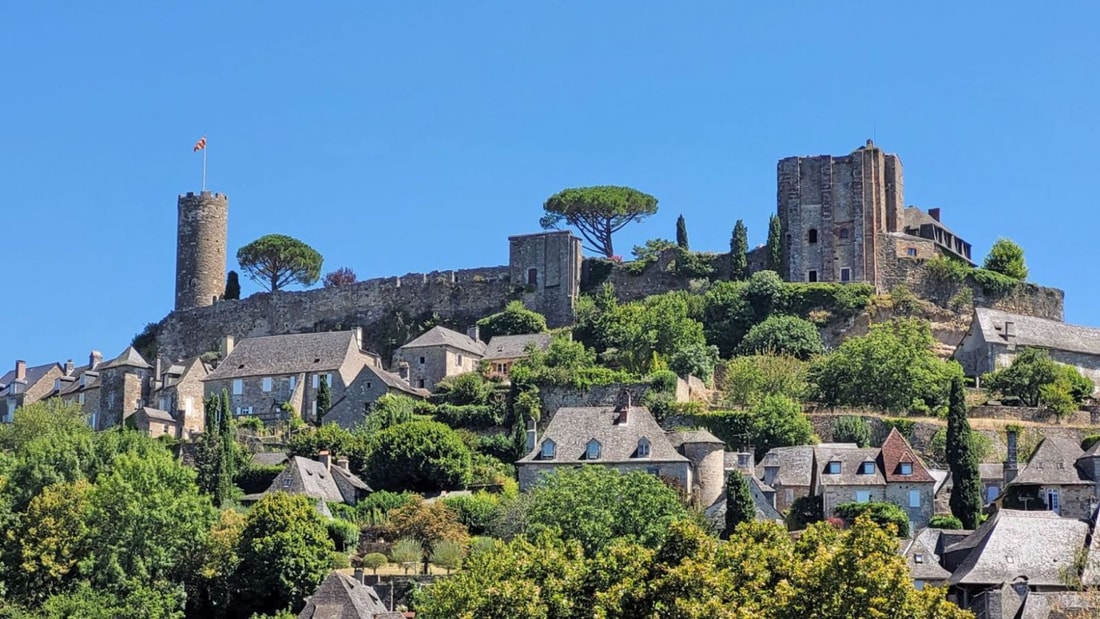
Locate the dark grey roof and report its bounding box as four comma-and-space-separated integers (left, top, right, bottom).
705, 472, 784, 524
482, 333, 553, 361
669, 429, 725, 447
972, 308, 1100, 358
265, 457, 350, 503
1017, 591, 1098, 619
251, 452, 289, 467
100, 346, 153, 370
903, 206, 962, 239
0, 362, 61, 393
136, 407, 176, 423
946, 509, 1088, 587
297, 572, 402, 619
815, 446, 885, 486
399, 325, 486, 356
755, 446, 815, 488
1010, 436, 1091, 486
363, 364, 429, 398
205, 331, 362, 380
979, 463, 1005, 481
902, 538, 952, 582
517, 405, 688, 464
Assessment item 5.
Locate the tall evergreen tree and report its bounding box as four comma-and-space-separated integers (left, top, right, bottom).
730, 219, 749, 281
317, 374, 332, 420
195, 389, 237, 506
224, 270, 241, 300
946, 376, 982, 528
766, 214, 783, 273
725, 471, 755, 536
676, 214, 689, 249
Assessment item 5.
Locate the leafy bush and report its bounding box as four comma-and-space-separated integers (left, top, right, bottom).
983, 348, 1093, 415
721, 354, 810, 406
434, 404, 505, 430
442, 491, 501, 535
329, 551, 352, 570
971, 268, 1018, 295
929, 515, 963, 530
672, 249, 715, 278
476, 433, 515, 462
327, 518, 362, 551
362, 552, 388, 574
928, 428, 993, 467
234, 463, 285, 494
834, 501, 910, 537
390, 538, 424, 575
785, 494, 823, 531
925, 255, 970, 283
649, 370, 679, 394
696, 395, 816, 458
434, 373, 495, 406
983, 238, 1028, 281
477, 301, 548, 341
889, 285, 920, 316
738, 315, 825, 360
880, 418, 916, 439
642, 390, 677, 423
832, 416, 871, 447
364, 421, 473, 491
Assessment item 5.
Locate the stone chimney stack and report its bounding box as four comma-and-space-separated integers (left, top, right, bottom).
318, 450, 332, 471
928, 207, 941, 222
763, 452, 780, 488
15, 360, 25, 382
220, 335, 235, 358
353, 327, 364, 352
336, 456, 350, 473
614, 389, 631, 425
64, 359, 74, 376
90, 350, 103, 369
467, 325, 480, 343
1004, 428, 1019, 485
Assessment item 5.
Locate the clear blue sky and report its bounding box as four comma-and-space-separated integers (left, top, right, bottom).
2, 3, 1098, 366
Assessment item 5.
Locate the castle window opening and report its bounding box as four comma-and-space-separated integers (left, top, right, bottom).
418, 379, 425, 389
906, 247, 917, 257
807, 270, 818, 283
839, 228, 849, 240
808, 229, 818, 244
418, 356, 425, 366
527, 268, 538, 286
840, 267, 851, 283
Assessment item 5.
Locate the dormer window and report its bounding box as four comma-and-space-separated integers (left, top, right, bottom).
540, 439, 556, 460
586, 439, 602, 460
637, 438, 651, 458
899, 462, 913, 475
858, 461, 876, 475
914, 554, 924, 564
826, 461, 841, 474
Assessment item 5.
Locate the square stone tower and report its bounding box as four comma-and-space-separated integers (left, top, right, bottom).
777, 140, 903, 289
508, 231, 582, 328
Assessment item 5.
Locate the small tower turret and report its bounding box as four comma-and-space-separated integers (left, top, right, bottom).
175, 191, 229, 311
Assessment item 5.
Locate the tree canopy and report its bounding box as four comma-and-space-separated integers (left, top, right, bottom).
236, 234, 323, 292
476, 301, 548, 341
540, 185, 658, 257
738, 314, 824, 360
982, 347, 1093, 413
766, 213, 783, 272
982, 237, 1028, 281
946, 375, 982, 529
364, 421, 472, 491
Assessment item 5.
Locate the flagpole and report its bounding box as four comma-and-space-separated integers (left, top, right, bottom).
202, 139, 207, 192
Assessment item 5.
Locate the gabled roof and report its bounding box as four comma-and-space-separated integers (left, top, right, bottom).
205, 331, 369, 381
100, 346, 153, 370
482, 333, 553, 361
264, 456, 370, 504
902, 537, 952, 582
134, 407, 176, 423
517, 405, 688, 464
361, 364, 430, 398
251, 452, 289, 467
668, 429, 725, 447
399, 326, 486, 356
946, 509, 1088, 587
979, 463, 1005, 481
880, 428, 936, 483
0, 362, 62, 394
815, 446, 885, 486
1010, 436, 1091, 486
296, 572, 402, 619
705, 471, 784, 524
970, 308, 1100, 358
755, 446, 816, 488
903, 206, 963, 239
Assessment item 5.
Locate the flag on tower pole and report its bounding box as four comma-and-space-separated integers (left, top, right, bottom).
194, 135, 208, 191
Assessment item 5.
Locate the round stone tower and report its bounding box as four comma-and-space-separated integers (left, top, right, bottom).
175, 191, 229, 311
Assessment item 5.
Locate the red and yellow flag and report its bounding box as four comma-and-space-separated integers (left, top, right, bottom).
193, 136, 207, 152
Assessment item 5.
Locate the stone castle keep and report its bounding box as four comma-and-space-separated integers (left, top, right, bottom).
157, 143, 1063, 362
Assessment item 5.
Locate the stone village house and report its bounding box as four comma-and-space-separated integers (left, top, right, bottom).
247, 452, 371, 519
391, 325, 485, 392
482, 332, 553, 380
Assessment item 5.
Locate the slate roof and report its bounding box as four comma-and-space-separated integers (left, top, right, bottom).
902, 537, 952, 582
755, 446, 816, 488
399, 325, 486, 356
362, 364, 429, 398
668, 429, 725, 448
903, 206, 963, 239
705, 471, 784, 524
1017, 592, 1098, 619
205, 331, 366, 380
815, 446, 886, 486
979, 463, 1005, 482
971, 307, 1100, 357
0, 362, 61, 394
264, 456, 371, 504
482, 333, 553, 361
1010, 436, 1092, 486
946, 509, 1088, 587
135, 407, 176, 423
251, 452, 289, 467
880, 428, 936, 483
929, 468, 949, 495
100, 346, 153, 370
297, 572, 403, 619
517, 405, 688, 464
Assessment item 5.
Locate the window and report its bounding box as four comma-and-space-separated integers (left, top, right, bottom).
906, 247, 918, 257
808, 229, 818, 243
839, 228, 850, 240
496, 363, 508, 374
418, 379, 425, 389
856, 490, 871, 503
527, 268, 538, 286
987, 485, 1000, 502
457, 354, 464, 366
77, 392, 85, 405
1047, 489, 1061, 515
312, 374, 319, 389
637, 438, 651, 458
366, 382, 373, 390
282, 475, 291, 489
289, 375, 297, 391
232, 379, 243, 395
784, 489, 794, 502
807, 270, 818, 283
858, 461, 875, 475
262, 377, 273, 392
840, 267, 851, 282
418, 356, 426, 366
914, 554, 925, 564
586, 439, 602, 460
899, 462, 913, 475
909, 490, 921, 507
825, 461, 841, 474
541, 440, 556, 459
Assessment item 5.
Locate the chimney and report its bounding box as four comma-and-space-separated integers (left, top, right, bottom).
1004, 428, 1019, 485
90, 350, 103, 369
15, 360, 25, 381
336, 456, 350, 473
353, 567, 365, 584
614, 389, 631, 425
318, 450, 332, 471
220, 335, 235, 357
763, 452, 780, 488
397, 360, 409, 380
467, 325, 480, 343
64, 359, 74, 376
525, 417, 537, 453
928, 207, 941, 222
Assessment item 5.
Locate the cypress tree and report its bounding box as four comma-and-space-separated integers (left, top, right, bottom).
197, 389, 237, 507
766, 214, 783, 273
730, 219, 749, 281
676, 214, 689, 250
947, 375, 982, 528
224, 270, 241, 300
317, 375, 332, 420
725, 471, 755, 536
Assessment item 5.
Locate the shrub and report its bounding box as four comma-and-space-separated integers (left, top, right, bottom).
362, 552, 388, 574
738, 315, 825, 360
390, 538, 423, 575
364, 421, 473, 491
476, 301, 548, 341
357, 490, 419, 515
1082, 434, 1100, 452
971, 268, 1018, 295
327, 518, 362, 551
889, 285, 920, 316
434, 404, 504, 430
721, 354, 810, 407
329, 551, 352, 570
880, 418, 916, 439
235, 463, 286, 494
832, 416, 871, 447
441, 491, 501, 536
434, 373, 495, 406
983, 238, 1028, 281
430, 539, 466, 574
929, 515, 964, 530
785, 495, 823, 531
649, 370, 679, 394
925, 255, 970, 283
834, 501, 910, 537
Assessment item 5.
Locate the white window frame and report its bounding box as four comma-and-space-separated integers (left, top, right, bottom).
826, 461, 841, 474
909, 490, 921, 507
232, 379, 243, 395
312, 374, 319, 389
637, 438, 651, 458
262, 377, 273, 392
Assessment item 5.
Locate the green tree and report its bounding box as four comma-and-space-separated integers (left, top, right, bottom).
434, 373, 494, 406
12, 479, 92, 604
834, 501, 910, 537
389, 538, 423, 575
364, 421, 472, 491
194, 390, 240, 507
983, 237, 1028, 280
386, 498, 470, 571
832, 415, 872, 448
745, 270, 784, 320
738, 315, 824, 360
361, 552, 388, 575
525, 467, 688, 556
724, 471, 755, 536
316, 374, 331, 419
540, 185, 659, 258
697, 395, 816, 460
809, 318, 961, 413
946, 376, 982, 529
730, 218, 749, 281
236, 234, 323, 292
224, 270, 241, 300
675, 214, 689, 249
430, 540, 466, 574
235, 493, 333, 615
721, 354, 810, 406
982, 347, 1056, 407
766, 213, 783, 272
476, 300, 548, 340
